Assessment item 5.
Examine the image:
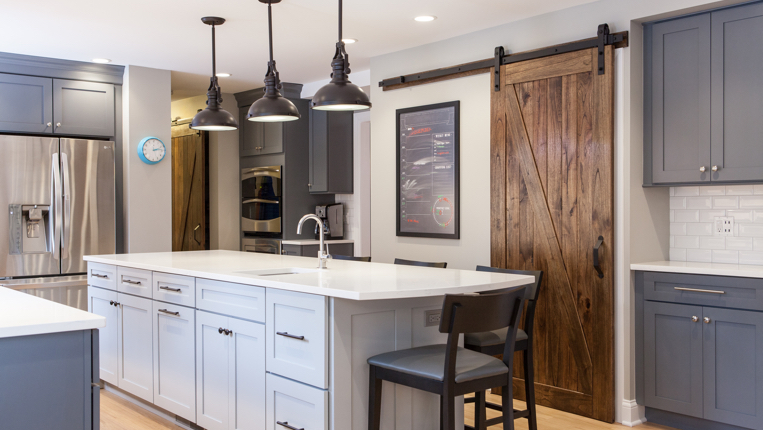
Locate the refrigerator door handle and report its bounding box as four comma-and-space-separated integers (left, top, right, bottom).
51, 153, 62, 261
61, 152, 71, 259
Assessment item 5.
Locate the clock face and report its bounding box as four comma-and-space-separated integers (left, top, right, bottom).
139, 138, 166, 164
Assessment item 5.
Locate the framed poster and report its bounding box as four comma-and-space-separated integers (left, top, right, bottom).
396, 101, 460, 239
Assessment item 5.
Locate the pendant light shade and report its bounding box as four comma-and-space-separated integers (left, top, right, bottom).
191, 17, 239, 131
247, 0, 301, 123
312, 0, 371, 111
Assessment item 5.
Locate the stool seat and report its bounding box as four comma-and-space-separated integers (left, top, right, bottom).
368, 344, 508, 383
465, 328, 527, 348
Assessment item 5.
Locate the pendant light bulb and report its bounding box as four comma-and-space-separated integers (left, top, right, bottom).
191, 17, 239, 131
311, 0, 371, 111
247, 0, 301, 123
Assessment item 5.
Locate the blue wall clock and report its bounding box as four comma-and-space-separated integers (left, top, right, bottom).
137, 137, 166, 165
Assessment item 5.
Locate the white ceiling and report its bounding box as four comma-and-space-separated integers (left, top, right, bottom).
2, 0, 598, 100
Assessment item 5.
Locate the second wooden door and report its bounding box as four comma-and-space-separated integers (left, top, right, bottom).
172, 127, 208, 251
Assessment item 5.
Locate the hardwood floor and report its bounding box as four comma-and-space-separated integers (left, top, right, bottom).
101, 389, 677, 430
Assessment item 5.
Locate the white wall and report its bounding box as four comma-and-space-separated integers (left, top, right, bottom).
170, 94, 240, 251
368, 0, 745, 424
122, 65, 172, 253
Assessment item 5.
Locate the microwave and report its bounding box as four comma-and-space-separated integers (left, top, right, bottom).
242, 166, 282, 236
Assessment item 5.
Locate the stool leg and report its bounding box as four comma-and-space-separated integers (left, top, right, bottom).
523, 348, 538, 430
369, 366, 382, 430
501, 381, 515, 430
441, 394, 455, 430
474, 391, 486, 430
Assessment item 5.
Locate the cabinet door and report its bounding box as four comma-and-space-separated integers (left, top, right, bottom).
117, 293, 154, 403
196, 311, 230, 430
241, 118, 283, 157
0, 73, 52, 133
309, 109, 353, 194
261, 123, 284, 155
153, 302, 196, 422
710, 3, 763, 182
643, 301, 703, 418
702, 307, 763, 429
53, 79, 114, 137
266, 373, 328, 430
650, 15, 711, 184
228, 317, 266, 430
88, 286, 118, 385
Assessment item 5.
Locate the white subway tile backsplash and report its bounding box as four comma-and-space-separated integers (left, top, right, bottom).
739, 251, 763, 265
674, 236, 700, 249
669, 188, 675, 196
755, 185, 763, 195
687, 249, 712, 263
755, 211, 763, 223
670, 210, 675, 222
670, 197, 686, 209
674, 186, 700, 196
670, 223, 687, 236
670, 248, 687, 261
674, 210, 700, 223
726, 237, 754, 251
740, 195, 763, 209
725, 185, 754, 195
712, 250, 739, 264
726, 210, 753, 222
739, 224, 763, 237
686, 223, 713, 236
699, 209, 726, 222
712, 196, 739, 208
700, 236, 726, 249
686, 197, 713, 209
700, 186, 726, 196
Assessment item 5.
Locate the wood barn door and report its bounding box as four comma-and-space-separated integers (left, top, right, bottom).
171, 126, 209, 251
490, 46, 615, 422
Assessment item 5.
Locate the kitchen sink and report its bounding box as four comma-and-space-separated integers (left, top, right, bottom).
236, 268, 320, 277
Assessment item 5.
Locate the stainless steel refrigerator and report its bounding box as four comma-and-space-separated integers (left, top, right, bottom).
0, 135, 115, 308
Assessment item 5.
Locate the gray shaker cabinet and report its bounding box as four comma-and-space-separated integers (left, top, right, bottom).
53, 79, 115, 137
308, 108, 353, 194
0, 73, 53, 134
241, 119, 284, 157
710, 2, 763, 182
648, 14, 711, 185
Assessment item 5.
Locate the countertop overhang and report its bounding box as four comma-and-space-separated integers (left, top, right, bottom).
85, 250, 534, 301
0, 287, 105, 339
631, 260, 763, 279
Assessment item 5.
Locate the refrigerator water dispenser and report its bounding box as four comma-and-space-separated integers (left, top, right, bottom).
9, 204, 52, 254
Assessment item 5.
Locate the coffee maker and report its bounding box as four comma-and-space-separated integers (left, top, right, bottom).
315, 204, 344, 240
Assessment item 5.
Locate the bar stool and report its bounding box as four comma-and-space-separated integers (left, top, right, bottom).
332, 254, 372, 262
367, 287, 526, 430
393, 258, 447, 268
463, 266, 543, 430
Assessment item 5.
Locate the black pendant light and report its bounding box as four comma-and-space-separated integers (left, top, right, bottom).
311, 0, 371, 111
191, 17, 239, 131
247, 0, 300, 123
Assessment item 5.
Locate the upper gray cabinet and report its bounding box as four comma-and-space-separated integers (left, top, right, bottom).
53, 79, 115, 137
308, 108, 353, 194
645, 2, 763, 186
710, 2, 763, 182
241, 119, 284, 157
0, 74, 53, 134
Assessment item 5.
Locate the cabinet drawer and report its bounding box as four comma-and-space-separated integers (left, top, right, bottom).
116, 267, 152, 298
266, 373, 327, 430
266, 289, 328, 389
88, 262, 116, 290
196, 278, 265, 323
153, 272, 195, 307
644, 272, 763, 311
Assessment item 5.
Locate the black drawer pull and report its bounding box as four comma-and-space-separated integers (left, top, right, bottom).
158, 309, 180, 316
159, 285, 183, 293
277, 332, 305, 341
277, 421, 304, 430
123, 279, 142, 285
92, 273, 109, 279
674, 287, 725, 295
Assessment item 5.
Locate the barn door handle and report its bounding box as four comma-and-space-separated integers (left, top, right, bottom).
593, 236, 604, 279
194, 224, 201, 245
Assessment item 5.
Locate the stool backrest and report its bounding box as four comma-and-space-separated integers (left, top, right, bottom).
475, 266, 543, 340
332, 255, 372, 262
394, 258, 447, 268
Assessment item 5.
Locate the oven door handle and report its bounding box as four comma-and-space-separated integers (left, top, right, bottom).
243, 199, 280, 205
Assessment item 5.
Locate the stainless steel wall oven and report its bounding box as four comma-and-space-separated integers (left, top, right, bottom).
241, 166, 282, 237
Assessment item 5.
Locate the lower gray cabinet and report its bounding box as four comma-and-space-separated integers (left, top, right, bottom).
0, 73, 53, 134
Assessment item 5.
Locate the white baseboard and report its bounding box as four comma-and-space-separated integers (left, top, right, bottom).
620, 399, 647, 427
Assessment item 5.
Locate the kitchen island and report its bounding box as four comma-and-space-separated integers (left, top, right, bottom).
0, 287, 105, 430
84, 250, 533, 430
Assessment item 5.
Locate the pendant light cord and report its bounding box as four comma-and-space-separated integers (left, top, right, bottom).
211, 24, 216, 77
338, 0, 342, 42
268, 1, 274, 64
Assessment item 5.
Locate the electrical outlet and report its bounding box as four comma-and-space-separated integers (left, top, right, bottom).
425, 310, 441, 327
713, 216, 734, 237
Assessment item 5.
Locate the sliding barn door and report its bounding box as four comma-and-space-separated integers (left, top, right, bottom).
171, 126, 208, 251
491, 46, 615, 422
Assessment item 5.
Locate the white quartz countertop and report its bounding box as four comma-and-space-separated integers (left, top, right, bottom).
85, 250, 534, 300
281, 239, 354, 245
0, 287, 105, 339
631, 260, 763, 279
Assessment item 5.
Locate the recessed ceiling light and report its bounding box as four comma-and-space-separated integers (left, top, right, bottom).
92, 58, 111, 64
414, 15, 436, 22
216, 73, 231, 77
342, 38, 357, 44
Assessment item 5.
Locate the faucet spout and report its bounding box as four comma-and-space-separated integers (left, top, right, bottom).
296, 214, 330, 269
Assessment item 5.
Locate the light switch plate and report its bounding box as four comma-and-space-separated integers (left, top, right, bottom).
425, 309, 441, 327
713, 216, 734, 237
